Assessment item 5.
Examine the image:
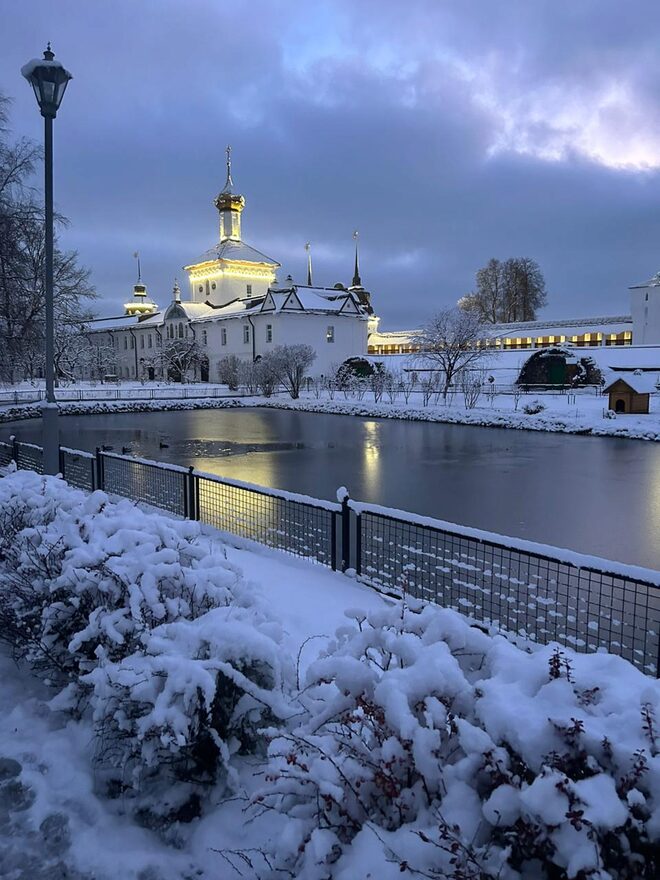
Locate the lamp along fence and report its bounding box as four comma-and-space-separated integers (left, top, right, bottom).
1, 436, 659, 676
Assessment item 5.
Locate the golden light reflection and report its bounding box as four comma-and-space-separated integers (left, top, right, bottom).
362, 420, 381, 494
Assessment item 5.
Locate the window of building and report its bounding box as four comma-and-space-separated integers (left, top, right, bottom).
221, 327, 227, 346
148, 334, 152, 348
244, 324, 250, 344
326, 325, 335, 343
123, 337, 128, 350
246, 283, 253, 297
212, 282, 216, 290
266, 324, 273, 343
178, 322, 184, 338
130, 336, 135, 349
140, 335, 144, 349
201, 329, 207, 345
198, 285, 203, 293
156, 334, 162, 347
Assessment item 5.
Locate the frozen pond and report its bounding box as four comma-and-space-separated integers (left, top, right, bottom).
4, 407, 660, 569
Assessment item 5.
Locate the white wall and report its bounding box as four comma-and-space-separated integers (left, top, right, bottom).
88, 310, 368, 382
188, 268, 275, 307
631, 285, 660, 345
203, 312, 369, 379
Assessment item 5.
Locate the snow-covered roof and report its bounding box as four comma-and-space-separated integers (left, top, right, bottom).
186, 238, 280, 268
173, 302, 216, 320
604, 373, 659, 394
85, 314, 155, 333
629, 271, 660, 289
371, 315, 633, 346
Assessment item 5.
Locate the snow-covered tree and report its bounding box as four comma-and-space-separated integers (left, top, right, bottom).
413, 308, 485, 400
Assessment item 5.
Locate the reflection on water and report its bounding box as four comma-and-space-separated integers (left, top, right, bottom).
362, 420, 381, 495
4, 407, 660, 568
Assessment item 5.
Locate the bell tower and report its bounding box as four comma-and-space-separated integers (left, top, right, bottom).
214, 145, 245, 241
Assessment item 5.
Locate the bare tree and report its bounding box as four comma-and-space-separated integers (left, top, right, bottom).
413, 308, 486, 401
460, 368, 485, 409
459, 257, 547, 323
217, 354, 241, 389
268, 344, 316, 399
159, 336, 203, 383
0, 92, 96, 383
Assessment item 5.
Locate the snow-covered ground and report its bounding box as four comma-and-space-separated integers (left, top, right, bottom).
1, 386, 659, 440
1, 468, 659, 879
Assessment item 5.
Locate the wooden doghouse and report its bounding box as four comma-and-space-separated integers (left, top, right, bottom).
603, 375, 657, 414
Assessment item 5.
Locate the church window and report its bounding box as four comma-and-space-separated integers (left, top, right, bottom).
246, 284, 253, 297
140, 335, 144, 349
266, 324, 273, 343
130, 336, 135, 349
326, 325, 335, 343
212, 282, 216, 290
178, 322, 184, 338
148, 334, 152, 348
243, 324, 250, 344
201, 330, 208, 345
198, 285, 203, 293
123, 337, 128, 350
221, 327, 227, 345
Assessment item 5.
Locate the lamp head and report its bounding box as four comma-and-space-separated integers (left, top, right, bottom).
21, 45, 72, 118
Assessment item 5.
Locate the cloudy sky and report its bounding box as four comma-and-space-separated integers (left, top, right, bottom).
3, 0, 660, 328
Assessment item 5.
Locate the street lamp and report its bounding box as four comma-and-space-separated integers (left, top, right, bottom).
21, 44, 72, 475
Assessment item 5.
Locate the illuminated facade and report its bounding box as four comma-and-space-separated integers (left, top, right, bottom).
85, 150, 371, 380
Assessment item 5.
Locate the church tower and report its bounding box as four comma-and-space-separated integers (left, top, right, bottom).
214, 146, 245, 241
183, 147, 280, 306
124, 252, 157, 316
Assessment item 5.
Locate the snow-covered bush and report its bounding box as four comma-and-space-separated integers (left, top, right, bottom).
252, 602, 660, 879
522, 399, 546, 415
603, 408, 617, 419
0, 470, 293, 822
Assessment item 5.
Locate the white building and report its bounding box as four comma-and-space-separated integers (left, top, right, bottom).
86, 152, 373, 381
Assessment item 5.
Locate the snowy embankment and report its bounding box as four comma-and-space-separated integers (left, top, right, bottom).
1, 469, 659, 879
259, 395, 660, 441
2, 390, 659, 441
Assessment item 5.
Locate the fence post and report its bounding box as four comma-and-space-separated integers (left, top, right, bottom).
339, 488, 351, 572
355, 510, 362, 576
185, 466, 197, 520
58, 446, 65, 476
94, 448, 104, 491
9, 435, 17, 466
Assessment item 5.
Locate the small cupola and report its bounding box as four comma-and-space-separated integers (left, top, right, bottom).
214, 145, 245, 241
124, 253, 157, 315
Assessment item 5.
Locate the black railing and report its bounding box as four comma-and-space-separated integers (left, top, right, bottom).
2, 439, 659, 675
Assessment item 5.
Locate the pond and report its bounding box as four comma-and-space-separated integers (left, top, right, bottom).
4, 407, 660, 569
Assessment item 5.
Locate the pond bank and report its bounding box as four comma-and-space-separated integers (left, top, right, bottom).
1, 393, 659, 441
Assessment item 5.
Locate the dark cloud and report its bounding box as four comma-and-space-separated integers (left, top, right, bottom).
2, 0, 660, 329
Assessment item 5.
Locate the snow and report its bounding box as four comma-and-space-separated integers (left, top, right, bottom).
3, 387, 660, 443
1, 469, 660, 878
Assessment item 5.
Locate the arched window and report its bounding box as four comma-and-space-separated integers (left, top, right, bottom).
178, 322, 184, 338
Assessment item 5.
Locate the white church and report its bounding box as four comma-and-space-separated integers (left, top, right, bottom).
85, 149, 660, 385
86, 150, 377, 381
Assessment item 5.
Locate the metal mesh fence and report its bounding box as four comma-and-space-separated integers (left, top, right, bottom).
356, 509, 660, 675
100, 453, 187, 516
60, 448, 95, 491
15, 442, 43, 474
197, 475, 337, 567
0, 441, 12, 467
3, 437, 659, 674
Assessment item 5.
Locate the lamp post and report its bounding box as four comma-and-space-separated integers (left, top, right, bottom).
21, 45, 72, 474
